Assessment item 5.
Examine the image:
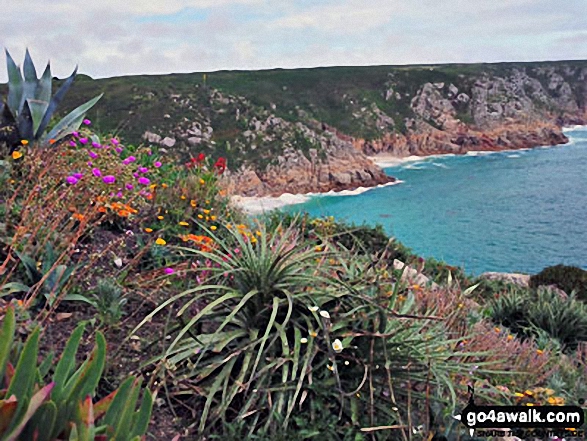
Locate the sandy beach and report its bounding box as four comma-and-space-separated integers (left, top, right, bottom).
231, 180, 403, 214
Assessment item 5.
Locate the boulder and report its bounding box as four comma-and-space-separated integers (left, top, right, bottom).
160, 137, 176, 148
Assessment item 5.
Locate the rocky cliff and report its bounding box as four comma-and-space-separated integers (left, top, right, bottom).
38, 61, 586, 196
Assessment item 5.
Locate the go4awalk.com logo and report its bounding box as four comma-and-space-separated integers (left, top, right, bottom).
453, 386, 585, 438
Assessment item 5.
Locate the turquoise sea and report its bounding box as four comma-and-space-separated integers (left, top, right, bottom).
286, 126, 587, 276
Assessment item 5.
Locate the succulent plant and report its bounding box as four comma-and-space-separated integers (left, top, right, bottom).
0, 306, 153, 440
0, 48, 102, 151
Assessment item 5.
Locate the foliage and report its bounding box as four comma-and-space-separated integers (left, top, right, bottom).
0, 49, 102, 152
133, 220, 500, 439
68, 279, 127, 327
529, 264, 587, 301
0, 306, 153, 440
489, 286, 587, 351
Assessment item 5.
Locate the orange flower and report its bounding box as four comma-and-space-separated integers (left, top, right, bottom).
49, 139, 56, 144
21, 140, 29, 145
12, 151, 23, 160
118, 209, 130, 217
72, 213, 85, 221
155, 238, 166, 245
161, 183, 168, 188
98, 206, 107, 213
157, 216, 164, 220
145, 228, 153, 233
179, 221, 189, 226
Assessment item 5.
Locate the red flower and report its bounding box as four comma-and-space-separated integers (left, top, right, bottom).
214, 157, 226, 174
197, 153, 206, 163
186, 153, 207, 169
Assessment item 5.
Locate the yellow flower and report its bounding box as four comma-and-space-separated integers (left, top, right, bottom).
507, 335, 514, 341
210, 226, 217, 231
411, 284, 421, 291
255, 231, 262, 236
12, 151, 23, 160
199, 178, 205, 185
251, 237, 257, 243
179, 221, 189, 226
197, 214, 204, 219
309, 330, 318, 338
332, 339, 343, 353
162, 183, 168, 188
514, 392, 525, 397
494, 327, 501, 333
524, 389, 533, 396
203, 209, 211, 214
155, 238, 166, 245
536, 349, 544, 355
315, 246, 322, 252
180, 195, 186, 200
210, 215, 217, 221
145, 228, 153, 233
544, 388, 555, 396
190, 200, 197, 207
327, 365, 334, 371
21, 139, 29, 145
157, 216, 164, 220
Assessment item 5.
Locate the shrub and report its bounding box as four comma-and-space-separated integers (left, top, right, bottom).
529, 264, 587, 301
489, 286, 587, 351
0, 306, 153, 440
133, 220, 495, 439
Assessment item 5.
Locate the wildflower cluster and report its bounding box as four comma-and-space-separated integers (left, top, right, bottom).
227, 223, 262, 243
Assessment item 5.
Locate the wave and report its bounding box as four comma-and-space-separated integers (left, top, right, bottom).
507, 154, 521, 158
316, 180, 404, 197
432, 162, 449, 168
562, 124, 587, 132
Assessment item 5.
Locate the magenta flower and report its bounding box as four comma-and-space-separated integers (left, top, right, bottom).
73, 173, 83, 179
115, 147, 123, 154
72, 131, 79, 137
138, 166, 149, 173
79, 138, 88, 145
122, 156, 136, 165
87, 161, 93, 166
138, 177, 150, 185
88, 151, 98, 159
83, 118, 91, 125
147, 149, 152, 156
69, 140, 77, 147
133, 172, 139, 178
92, 168, 102, 177
116, 191, 123, 198
154, 161, 162, 168
91, 142, 101, 148
164, 268, 175, 275
111, 138, 120, 145
103, 175, 116, 184
66, 176, 79, 185
125, 183, 134, 190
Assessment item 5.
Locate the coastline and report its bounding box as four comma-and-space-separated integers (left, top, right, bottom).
231, 181, 402, 214
232, 125, 586, 215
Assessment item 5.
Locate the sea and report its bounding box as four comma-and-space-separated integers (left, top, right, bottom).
286, 125, 587, 276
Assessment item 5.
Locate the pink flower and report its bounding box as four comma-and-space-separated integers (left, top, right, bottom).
116, 191, 123, 198
125, 183, 134, 190
87, 161, 93, 166
73, 172, 83, 179
103, 175, 116, 184
69, 140, 77, 147
79, 138, 88, 145
138, 166, 149, 173
92, 142, 101, 148
154, 161, 162, 168
164, 268, 175, 275
115, 147, 123, 154
72, 131, 79, 137
111, 138, 120, 145
88, 151, 98, 159
83, 118, 91, 125
66, 176, 79, 185
122, 156, 136, 165
138, 177, 150, 185
92, 168, 102, 177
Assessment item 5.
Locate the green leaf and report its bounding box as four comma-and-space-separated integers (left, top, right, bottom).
35, 66, 76, 138
15, 251, 42, 285
52, 323, 86, 401
0, 282, 31, 297
102, 376, 134, 430
22, 49, 37, 83
19, 398, 57, 441
5, 49, 23, 116
6, 327, 39, 400
61, 294, 98, 308
4, 382, 54, 441
17, 99, 34, 140
42, 93, 103, 144
113, 378, 142, 438
0, 306, 16, 380
129, 389, 153, 437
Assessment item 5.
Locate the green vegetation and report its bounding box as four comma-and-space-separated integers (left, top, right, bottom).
1, 53, 586, 439
0, 306, 152, 440
529, 264, 587, 301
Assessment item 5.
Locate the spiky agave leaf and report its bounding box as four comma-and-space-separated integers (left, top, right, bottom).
35, 66, 77, 138
18, 49, 39, 118
28, 62, 52, 136
5, 50, 23, 117
41, 93, 103, 145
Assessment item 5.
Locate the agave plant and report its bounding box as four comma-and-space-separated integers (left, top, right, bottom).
0, 48, 102, 151
0, 306, 153, 440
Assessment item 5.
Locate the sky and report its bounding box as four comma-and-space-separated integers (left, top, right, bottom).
1, 0, 586, 82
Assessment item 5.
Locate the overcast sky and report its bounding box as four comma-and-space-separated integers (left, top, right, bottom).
1, 0, 586, 82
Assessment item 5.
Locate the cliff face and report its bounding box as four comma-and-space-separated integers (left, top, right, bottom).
43, 61, 587, 196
